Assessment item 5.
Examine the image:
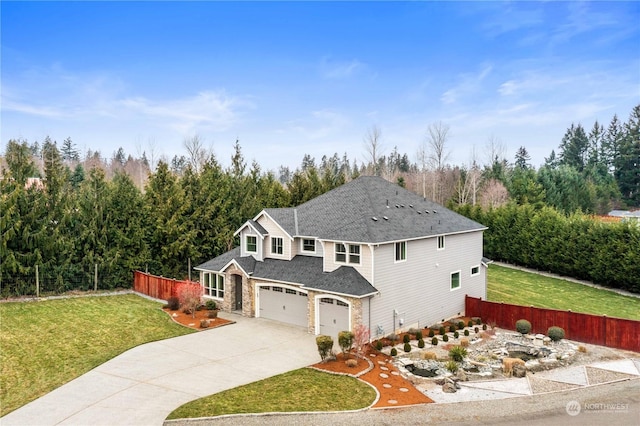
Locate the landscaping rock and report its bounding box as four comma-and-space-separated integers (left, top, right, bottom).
442, 381, 457, 393
512, 363, 527, 378
456, 369, 468, 381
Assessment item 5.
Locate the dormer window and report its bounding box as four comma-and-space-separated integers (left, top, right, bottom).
302, 239, 316, 253
271, 237, 283, 255
246, 235, 257, 253
335, 243, 346, 262
335, 243, 360, 265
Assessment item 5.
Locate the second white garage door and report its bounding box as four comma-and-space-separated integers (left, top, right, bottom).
318, 297, 350, 338
258, 285, 308, 328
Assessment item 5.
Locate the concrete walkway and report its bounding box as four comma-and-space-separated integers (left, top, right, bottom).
1, 313, 319, 426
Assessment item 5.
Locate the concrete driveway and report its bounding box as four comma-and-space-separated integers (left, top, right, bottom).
1, 313, 319, 426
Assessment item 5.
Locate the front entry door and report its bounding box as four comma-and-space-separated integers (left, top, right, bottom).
234, 275, 243, 311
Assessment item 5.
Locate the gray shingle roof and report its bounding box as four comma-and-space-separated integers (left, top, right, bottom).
195, 251, 377, 298
270, 176, 485, 243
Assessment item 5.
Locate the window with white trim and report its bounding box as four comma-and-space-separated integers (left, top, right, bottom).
349, 244, 360, 264
203, 273, 225, 298
246, 235, 257, 253
395, 241, 407, 262
437, 235, 445, 250
302, 239, 316, 252
336, 300, 348, 307
285, 288, 297, 294
471, 265, 480, 276
271, 237, 283, 255
335, 243, 346, 263
451, 271, 461, 290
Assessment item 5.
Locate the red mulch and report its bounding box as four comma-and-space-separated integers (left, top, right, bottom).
162, 308, 233, 330
312, 348, 433, 408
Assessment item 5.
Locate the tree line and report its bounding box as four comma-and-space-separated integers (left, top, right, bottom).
1, 105, 638, 296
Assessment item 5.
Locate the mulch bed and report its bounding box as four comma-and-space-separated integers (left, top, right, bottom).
162, 308, 233, 330
311, 348, 434, 408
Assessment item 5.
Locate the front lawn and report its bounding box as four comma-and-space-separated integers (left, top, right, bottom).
166, 368, 376, 420
0, 294, 192, 416
488, 265, 640, 320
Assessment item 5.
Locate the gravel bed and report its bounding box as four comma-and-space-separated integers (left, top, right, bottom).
528, 376, 578, 393
585, 366, 635, 384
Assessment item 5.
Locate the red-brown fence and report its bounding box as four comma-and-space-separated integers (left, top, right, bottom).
465, 295, 640, 352
133, 271, 199, 301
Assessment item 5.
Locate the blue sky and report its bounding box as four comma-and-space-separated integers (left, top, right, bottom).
2, 1, 639, 172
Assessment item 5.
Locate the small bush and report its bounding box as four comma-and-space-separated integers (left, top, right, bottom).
207, 310, 218, 319
316, 335, 334, 361
474, 327, 479, 334
199, 319, 210, 328
390, 347, 398, 356
464, 329, 470, 336
418, 338, 425, 348
454, 331, 459, 339
338, 331, 354, 355
449, 345, 468, 362
449, 325, 456, 333
428, 329, 435, 338
345, 358, 358, 368
431, 337, 438, 346
460, 338, 469, 347
167, 297, 180, 311
474, 317, 482, 325
578, 345, 587, 353
457, 321, 465, 330
404, 342, 411, 353
403, 334, 410, 344
516, 319, 532, 335
439, 326, 446, 336
482, 324, 487, 331
442, 334, 449, 342
467, 320, 473, 328
421, 351, 437, 360
408, 327, 420, 336
547, 326, 565, 342
415, 330, 423, 341
205, 300, 217, 311
375, 340, 383, 351
388, 333, 399, 343
445, 361, 459, 373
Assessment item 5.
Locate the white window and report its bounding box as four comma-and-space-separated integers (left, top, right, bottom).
285, 288, 297, 295
302, 239, 316, 253
437, 235, 445, 250
471, 265, 480, 276
321, 298, 334, 304
349, 245, 360, 264
395, 241, 407, 262
204, 273, 225, 299
271, 237, 283, 255
335, 243, 346, 263
246, 235, 257, 253
336, 300, 349, 307
451, 271, 461, 290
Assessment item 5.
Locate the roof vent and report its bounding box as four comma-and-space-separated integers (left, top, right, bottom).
386, 199, 389, 208
383, 216, 389, 220
417, 211, 422, 214
425, 210, 430, 214
401, 204, 405, 208
372, 217, 378, 221
409, 204, 413, 208
433, 210, 438, 214
395, 204, 400, 208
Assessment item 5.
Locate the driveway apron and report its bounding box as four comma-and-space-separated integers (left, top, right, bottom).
1, 314, 319, 426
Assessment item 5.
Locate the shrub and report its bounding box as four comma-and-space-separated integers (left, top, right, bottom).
345, 358, 358, 368
404, 342, 411, 353
316, 335, 334, 361
547, 326, 565, 342
467, 320, 473, 328
418, 338, 425, 348
375, 340, 383, 351
454, 331, 459, 339
167, 297, 180, 311
516, 319, 532, 335
415, 330, 423, 341
475, 317, 482, 325
449, 325, 456, 333
390, 347, 398, 356
439, 326, 446, 336
457, 321, 465, 330
408, 327, 420, 336
388, 333, 399, 343
207, 310, 218, 319
442, 334, 449, 342
474, 327, 479, 334
578, 345, 587, 353
205, 300, 217, 311
422, 351, 437, 360
449, 345, 468, 362
464, 329, 470, 336
431, 337, 438, 346
177, 283, 203, 318
445, 361, 459, 373
403, 334, 410, 344
428, 329, 435, 338
482, 324, 487, 330
199, 319, 210, 328
338, 331, 354, 355
460, 338, 469, 347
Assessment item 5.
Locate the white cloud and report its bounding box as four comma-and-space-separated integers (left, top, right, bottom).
441, 64, 493, 105
320, 57, 366, 79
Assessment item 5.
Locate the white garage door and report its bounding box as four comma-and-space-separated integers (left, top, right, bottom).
318, 297, 350, 338
259, 285, 308, 328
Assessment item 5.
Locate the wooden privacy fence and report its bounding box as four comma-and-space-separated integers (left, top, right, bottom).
133, 271, 199, 301
465, 295, 640, 352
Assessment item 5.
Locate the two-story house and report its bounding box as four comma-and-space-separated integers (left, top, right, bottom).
195, 176, 488, 339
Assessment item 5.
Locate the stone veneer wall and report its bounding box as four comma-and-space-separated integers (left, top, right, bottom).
222, 266, 255, 318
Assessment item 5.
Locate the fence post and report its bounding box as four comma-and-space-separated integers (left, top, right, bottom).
35, 265, 39, 298
94, 264, 98, 291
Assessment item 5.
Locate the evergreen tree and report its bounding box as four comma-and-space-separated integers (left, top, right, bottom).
617, 105, 640, 205
514, 146, 531, 170
61, 137, 80, 162
4, 139, 38, 184
558, 123, 589, 171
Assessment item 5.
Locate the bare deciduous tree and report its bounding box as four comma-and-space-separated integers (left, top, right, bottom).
363, 125, 384, 176
426, 121, 451, 204
480, 178, 509, 209
183, 134, 208, 174
485, 134, 507, 167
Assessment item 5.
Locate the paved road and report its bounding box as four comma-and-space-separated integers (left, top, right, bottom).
1, 314, 318, 426
166, 377, 640, 426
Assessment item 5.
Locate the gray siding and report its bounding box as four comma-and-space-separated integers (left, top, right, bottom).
239, 228, 263, 260
257, 216, 292, 260
370, 231, 485, 337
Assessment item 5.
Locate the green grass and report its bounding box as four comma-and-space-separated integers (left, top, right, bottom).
0, 294, 193, 416
166, 368, 376, 420
488, 265, 640, 320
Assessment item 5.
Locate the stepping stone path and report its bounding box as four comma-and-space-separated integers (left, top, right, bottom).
378, 361, 386, 365
387, 400, 398, 404
383, 384, 392, 388
380, 366, 389, 371
399, 388, 409, 392
391, 371, 400, 376
380, 373, 389, 379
